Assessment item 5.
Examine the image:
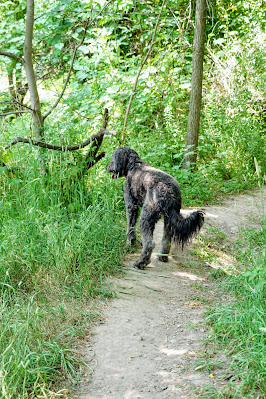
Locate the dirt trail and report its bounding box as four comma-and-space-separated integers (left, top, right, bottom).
77, 189, 265, 399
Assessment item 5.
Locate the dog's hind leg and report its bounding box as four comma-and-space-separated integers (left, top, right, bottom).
134, 207, 160, 269
158, 219, 171, 262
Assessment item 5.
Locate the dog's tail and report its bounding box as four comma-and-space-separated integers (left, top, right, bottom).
166, 209, 204, 246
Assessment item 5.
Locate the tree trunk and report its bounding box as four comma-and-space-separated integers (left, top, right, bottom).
24, 0, 43, 138
7, 68, 16, 106
183, 0, 206, 169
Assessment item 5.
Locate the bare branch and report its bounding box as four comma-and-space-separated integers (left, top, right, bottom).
121, 0, 167, 145
0, 50, 24, 64
43, 0, 114, 121
3, 109, 115, 173
0, 110, 31, 117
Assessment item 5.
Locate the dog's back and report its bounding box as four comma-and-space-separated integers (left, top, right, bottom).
126, 164, 182, 213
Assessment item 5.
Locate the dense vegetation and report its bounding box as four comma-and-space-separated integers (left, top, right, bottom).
0, 0, 265, 398
206, 220, 266, 397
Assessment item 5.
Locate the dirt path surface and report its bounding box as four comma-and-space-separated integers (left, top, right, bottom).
77, 189, 265, 399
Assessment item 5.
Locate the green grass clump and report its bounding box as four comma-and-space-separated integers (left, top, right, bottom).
0, 156, 126, 398
0, 291, 80, 398
205, 220, 266, 397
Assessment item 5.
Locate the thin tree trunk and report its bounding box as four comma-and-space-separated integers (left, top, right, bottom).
7, 69, 16, 105
183, 0, 206, 169
23, 0, 43, 138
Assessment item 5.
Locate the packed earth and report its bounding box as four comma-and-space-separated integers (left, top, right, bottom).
76, 188, 265, 399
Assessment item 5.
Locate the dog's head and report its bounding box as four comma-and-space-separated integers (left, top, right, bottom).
106, 147, 141, 178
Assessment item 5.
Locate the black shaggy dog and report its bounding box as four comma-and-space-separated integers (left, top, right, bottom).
107, 147, 204, 269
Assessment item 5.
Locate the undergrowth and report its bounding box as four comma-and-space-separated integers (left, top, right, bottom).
203, 216, 266, 398
0, 153, 126, 398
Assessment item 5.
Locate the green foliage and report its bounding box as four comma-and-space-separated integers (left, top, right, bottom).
205, 220, 266, 397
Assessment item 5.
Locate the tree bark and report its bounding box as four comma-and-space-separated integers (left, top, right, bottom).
183, 0, 206, 169
7, 69, 16, 105
24, 0, 44, 138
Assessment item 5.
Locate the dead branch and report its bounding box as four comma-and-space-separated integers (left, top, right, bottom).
4, 108, 115, 153
4, 128, 115, 152
121, 0, 166, 145
2, 108, 115, 172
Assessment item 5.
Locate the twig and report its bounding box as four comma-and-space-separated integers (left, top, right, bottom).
121, 0, 166, 145
43, 0, 114, 121
143, 285, 161, 292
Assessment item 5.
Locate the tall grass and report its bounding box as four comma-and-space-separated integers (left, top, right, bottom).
0, 149, 126, 398
205, 218, 266, 397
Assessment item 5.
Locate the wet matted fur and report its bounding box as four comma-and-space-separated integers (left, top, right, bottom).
107, 147, 204, 269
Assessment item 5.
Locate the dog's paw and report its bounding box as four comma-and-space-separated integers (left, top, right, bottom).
158, 255, 168, 263
133, 261, 147, 270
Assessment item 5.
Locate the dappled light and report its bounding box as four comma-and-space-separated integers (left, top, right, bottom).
209, 249, 236, 273
172, 271, 205, 281
160, 346, 188, 357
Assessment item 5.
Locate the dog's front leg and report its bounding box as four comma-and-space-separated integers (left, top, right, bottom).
124, 187, 139, 248
126, 204, 139, 248
134, 232, 155, 269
